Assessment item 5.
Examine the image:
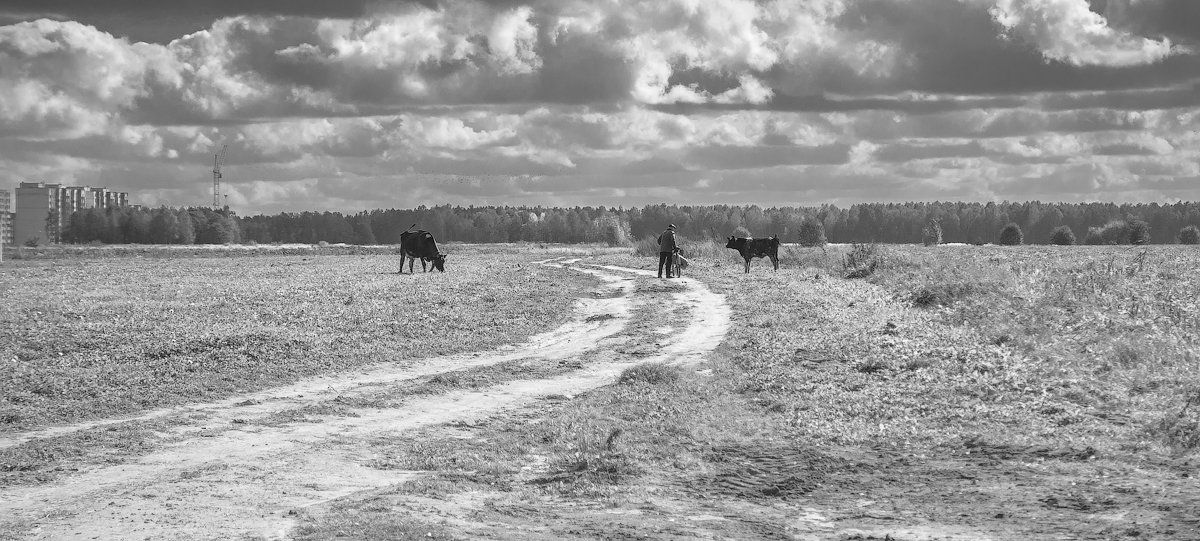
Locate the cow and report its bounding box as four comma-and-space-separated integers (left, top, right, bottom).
725, 235, 780, 273
399, 229, 447, 273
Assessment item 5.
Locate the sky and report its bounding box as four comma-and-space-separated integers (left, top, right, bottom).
0, 0, 1197, 214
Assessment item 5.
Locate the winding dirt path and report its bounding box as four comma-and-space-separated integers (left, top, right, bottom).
0, 259, 730, 540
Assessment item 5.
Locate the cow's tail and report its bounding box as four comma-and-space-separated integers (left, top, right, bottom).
407, 223, 418, 231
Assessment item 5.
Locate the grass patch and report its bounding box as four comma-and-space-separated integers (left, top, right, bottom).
616, 362, 683, 386
0, 247, 595, 431
293, 504, 459, 541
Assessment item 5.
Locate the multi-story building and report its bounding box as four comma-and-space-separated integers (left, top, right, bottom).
0, 189, 12, 246
12, 182, 129, 245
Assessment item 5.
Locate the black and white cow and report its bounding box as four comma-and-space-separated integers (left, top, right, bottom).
399, 229, 446, 273
725, 235, 780, 273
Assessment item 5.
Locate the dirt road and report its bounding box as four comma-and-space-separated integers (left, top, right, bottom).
0, 259, 730, 540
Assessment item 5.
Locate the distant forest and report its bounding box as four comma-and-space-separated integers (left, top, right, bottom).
62, 201, 1200, 246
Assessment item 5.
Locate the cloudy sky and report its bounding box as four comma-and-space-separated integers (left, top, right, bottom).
0, 0, 1197, 214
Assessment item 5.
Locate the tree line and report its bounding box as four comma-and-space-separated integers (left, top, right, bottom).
61, 201, 1200, 246
63, 207, 240, 245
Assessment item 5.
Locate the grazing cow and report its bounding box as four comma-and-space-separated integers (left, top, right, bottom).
399, 229, 447, 273
725, 235, 780, 273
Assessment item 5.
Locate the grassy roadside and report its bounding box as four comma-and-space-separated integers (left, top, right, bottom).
296, 245, 1200, 539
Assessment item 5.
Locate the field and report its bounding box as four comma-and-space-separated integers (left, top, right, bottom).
2, 243, 1199, 540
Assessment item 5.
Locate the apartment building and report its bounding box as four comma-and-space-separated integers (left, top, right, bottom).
12, 182, 129, 245
0, 189, 11, 246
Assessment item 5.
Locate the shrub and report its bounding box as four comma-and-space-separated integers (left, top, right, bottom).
842, 243, 882, 278
998, 223, 1023, 246
1179, 225, 1200, 245
1049, 225, 1076, 246
922, 220, 943, 246
797, 218, 827, 247
23, 237, 40, 248
1084, 226, 1104, 245
618, 363, 683, 386
632, 235, 658, 256
1098, 221, 1130, 245
1128, 219, 1151, 245
733, 225, 751, 238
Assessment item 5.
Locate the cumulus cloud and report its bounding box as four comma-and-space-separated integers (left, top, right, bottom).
987, 0, 1175, 66
2, 0, 1199, 212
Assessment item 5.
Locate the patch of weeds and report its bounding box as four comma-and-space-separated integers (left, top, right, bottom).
1148, 390, 1200, 452
855, 357, 889, 374
0, 420, 166, 487
256, 403, 360, 425
901, 357, 933, 371
910, 282, 985, 307
617, 362, 683, 386
1111, 342, 1143, 368
369, 436, 528, 487
292, 506, 460, 541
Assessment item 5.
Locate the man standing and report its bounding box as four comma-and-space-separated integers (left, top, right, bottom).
657, 224, 677, 278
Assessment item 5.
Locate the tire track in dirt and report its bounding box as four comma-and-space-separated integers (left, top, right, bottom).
0, 259, 730, 541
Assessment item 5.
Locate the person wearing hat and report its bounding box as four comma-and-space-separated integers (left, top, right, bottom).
657, 224, 678, 278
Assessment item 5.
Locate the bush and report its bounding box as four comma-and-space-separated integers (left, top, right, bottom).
1128, 219, 1151, 245
797, 218, 826, 247
842, 243, 882, 278
632, 235, 659, 256
1094, 221, 1130, 245
922, 220, 943, 246
1179, 225, 1200, 245
1049, 225, 1076, 246
733, 225, 751, 238
998, 223, 1023, 246
1084, 226, 1104, 245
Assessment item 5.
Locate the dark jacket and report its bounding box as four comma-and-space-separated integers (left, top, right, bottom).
657, 229, 677, 253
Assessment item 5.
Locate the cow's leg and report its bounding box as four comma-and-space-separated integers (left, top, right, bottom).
408, 256, 416, 274
771, 254, 779, 271
399, 253, 407, 274
744, 257, 751, 273
421, 258, 428, 272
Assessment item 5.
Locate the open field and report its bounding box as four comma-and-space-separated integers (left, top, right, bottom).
2, 243, 1199, 539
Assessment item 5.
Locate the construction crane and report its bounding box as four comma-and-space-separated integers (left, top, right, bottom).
212, 144, 228, 207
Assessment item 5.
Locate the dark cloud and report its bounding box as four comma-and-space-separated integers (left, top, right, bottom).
874, 142, 986, 163
684, 144, 851, 170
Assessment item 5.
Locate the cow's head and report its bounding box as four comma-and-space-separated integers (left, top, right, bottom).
430, 253, 447, 272
725, 236, 739, 249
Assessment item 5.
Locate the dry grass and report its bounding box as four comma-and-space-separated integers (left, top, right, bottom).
0, 247, 595, 431
284, 245, 1200, 539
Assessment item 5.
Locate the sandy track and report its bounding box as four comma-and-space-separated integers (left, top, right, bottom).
0, 259, 730, 540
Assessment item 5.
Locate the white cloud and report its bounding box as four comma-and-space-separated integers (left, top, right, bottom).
488, 6, 541, 74
987, 0, 1174, 66
2, 1, 1198, 212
